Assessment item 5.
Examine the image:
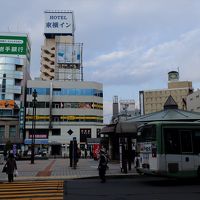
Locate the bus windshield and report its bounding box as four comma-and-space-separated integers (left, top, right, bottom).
137, 125, 156, 142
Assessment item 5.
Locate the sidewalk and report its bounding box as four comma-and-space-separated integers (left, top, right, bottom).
0, 158, 138, 182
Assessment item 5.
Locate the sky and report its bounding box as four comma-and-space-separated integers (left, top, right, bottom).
1, 0, 200, 123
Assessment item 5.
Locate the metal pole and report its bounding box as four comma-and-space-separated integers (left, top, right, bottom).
31, 89, 37, 164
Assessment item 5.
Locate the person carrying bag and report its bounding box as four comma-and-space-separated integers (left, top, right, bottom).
5, 153, 17, 182
2, 164, 7, 173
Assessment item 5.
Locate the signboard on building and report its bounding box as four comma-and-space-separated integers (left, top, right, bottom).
0, 100, 15, 109
56, 43, 82, 64
44, 11, 74, 34
0, 35, 27, 55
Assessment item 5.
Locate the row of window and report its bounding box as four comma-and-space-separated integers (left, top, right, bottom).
26, 115, 103, 122
27, 128, 101, 141
0, 125, 16, 138
26, 101, 103, 109
145, 89, 188, 97
27, 88, 103, 97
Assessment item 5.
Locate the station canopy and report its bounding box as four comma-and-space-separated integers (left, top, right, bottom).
101, 95, 200, 136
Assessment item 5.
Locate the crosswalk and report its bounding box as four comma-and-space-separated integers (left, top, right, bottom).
0, 180, 64, 199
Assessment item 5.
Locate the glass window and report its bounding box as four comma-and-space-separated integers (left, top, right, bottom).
68, 89, 76, 95
9, 125, 16, 138
53, 88, 61, 96
80, 128, 91, 143
164, 128, 181, 154
52, 129, 61, 136
138, 125, 156, 142
180, 131, 193, 153
0, 125, 5, 138
194, 131, 200, 154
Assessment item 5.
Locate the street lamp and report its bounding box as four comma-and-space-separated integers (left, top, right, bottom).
31, 89, 37, 164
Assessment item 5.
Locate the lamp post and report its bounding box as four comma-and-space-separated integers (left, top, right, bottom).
31, 89, 37, 164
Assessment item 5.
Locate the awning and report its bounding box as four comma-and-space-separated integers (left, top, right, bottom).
87, 138, 101, 144
24, 139, 48, 145
115, 121, 141, 134
100, 124, 116, 134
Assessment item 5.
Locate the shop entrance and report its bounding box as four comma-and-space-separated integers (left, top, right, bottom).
51, 145, 61, 156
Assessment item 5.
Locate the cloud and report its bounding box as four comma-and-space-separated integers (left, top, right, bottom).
85, 28, 200, 89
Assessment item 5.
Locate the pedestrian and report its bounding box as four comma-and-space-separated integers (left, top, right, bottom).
98, 148, 108, 183
6, 153, 17, 182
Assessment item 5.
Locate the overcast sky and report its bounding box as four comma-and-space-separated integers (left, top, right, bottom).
1, 0, 200, 123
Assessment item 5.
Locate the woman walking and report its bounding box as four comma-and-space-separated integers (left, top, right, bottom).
6, 153, 17, 182
98, 149, 108, 183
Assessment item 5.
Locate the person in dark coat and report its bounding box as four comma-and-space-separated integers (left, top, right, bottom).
6, 153, 17, 182
98, 149, 108, 183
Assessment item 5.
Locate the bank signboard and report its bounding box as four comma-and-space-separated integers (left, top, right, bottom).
0, 35, 27, 55
44, 11, 74, 34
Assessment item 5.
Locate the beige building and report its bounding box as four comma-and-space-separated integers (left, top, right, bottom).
139, 71, 193, 115
186, 89, 200, 112
40, 11, 83, 81
40, 36, 75, 80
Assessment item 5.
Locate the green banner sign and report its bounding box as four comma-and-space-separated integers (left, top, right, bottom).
0, 35, 27, 55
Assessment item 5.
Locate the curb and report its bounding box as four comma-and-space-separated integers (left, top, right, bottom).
0, 173, 139, 183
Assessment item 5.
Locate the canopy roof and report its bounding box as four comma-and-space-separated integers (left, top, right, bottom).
101, 95, 200, 135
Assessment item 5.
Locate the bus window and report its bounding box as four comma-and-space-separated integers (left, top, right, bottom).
137, 125, 156, 142
164, 128, 181, 154
180, 131, 193, 153
194, 131, 200, 154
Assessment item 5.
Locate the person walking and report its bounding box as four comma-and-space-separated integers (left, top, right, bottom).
6, 153, 17, 182
98, 148, 108, 183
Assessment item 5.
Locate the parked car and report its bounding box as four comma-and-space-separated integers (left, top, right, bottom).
38, 149, 47, 157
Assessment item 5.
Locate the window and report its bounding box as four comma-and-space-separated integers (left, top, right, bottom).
164, 128, 181, 154
97, 128, 101, 138
9, 125, 16, 138
80, 128, 91, 143
180, 131, 193, 153
194, 131, 200, 154
0, 125, 5, 138
137, 125, 156, 142
52, 129, 61, 136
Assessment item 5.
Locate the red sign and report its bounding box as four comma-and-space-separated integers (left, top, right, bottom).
29, 134, 47, 139
93, 144, 100, 159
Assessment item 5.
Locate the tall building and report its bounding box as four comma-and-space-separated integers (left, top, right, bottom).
139, 71, 193, 115
40, 10, 83, 81
25, 11, 103, 156
0, 33, 31, 152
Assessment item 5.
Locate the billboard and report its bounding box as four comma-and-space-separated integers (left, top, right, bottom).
56, 43, 82, 64
0, 35, 27, 55
0, 100, 15, 109
44, 11, 74, 34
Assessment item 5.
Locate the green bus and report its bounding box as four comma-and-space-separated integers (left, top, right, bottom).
136, 121, 200, 178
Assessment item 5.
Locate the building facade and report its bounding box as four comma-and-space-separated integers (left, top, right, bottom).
40, 10, 83, 81
0, 33, 31, 152
186, 89, 200, 112
24, 10, 104, 157
25, 80, 103, 156
139, 71, 193, 115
